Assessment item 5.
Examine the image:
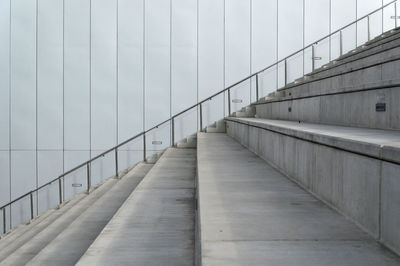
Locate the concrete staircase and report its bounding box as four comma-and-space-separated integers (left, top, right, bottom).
0, 24, 400, 266
224, 26, 400, 259
0, 162, 153, 265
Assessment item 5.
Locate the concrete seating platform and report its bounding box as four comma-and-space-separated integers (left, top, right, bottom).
76, 148, 196, 266
197, 133, 400, 265
226, 117, 400, 164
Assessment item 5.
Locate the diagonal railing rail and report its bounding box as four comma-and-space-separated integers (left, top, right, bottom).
1, 0, 398, 235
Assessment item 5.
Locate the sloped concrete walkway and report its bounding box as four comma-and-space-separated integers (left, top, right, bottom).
197, 133, 400, 266
77, 148, 196, 266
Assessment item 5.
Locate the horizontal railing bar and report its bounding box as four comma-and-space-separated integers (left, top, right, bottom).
0, 0, 396, 217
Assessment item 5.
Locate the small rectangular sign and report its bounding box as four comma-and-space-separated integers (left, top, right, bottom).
232, 99, 243, 103
376, 103, 386, 112
313, 56, 322, 60
390, 16, 400, 19
152, 141, 163, 145
72, 183, 82, 188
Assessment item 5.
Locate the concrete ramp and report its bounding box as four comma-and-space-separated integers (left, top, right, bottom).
77, 148, 196, 266
197, 133, 400, 265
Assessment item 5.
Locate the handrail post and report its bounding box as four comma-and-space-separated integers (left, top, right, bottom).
200, 103, 203, 132
228, 89, 231, 116
2, 208, 5, 234
58, 178, 62, 205
115, 148, 119, 178
284, 59, 288, 86
339, 31, 343, 56
367, 15, 371, 41
256, 74, 259, 101
30, 192, 34, 220
171, 117, 175, 146
86, 163, 91, 194
312, 45, 316, 71
143, 134, 146, 162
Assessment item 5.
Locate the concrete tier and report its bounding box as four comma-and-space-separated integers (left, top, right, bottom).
226, 117, 400, 257
197, 132, 400, 265
76, 148, 196, 266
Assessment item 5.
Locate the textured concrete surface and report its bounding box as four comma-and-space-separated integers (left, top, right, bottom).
77, 148, 196, 266
23, 162, 153, 266
0, 193, 86, 263
253, 29, 400, 130
256, 85, 400, 130
226, 117, 400, 164
226, 119, 400, 256
0, 177, 118, 266
197, 133, 400, 265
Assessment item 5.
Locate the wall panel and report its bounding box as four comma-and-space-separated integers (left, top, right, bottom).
64, 0, 90, 150
145, 0, 171, 128
37, 0, 63, 150
171, 0, 197, 115
118, 0, 144, 145
0, 0, 10, 151
10, 0, 37, 150
91, 0, 117, 152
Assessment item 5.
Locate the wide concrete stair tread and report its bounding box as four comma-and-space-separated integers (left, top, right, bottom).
76, 148, 196, 266
0, 162, 153, 266
23, 162, 153, 266
227, 117, 400, 164
0, 193, 87, 263
197, 133, 400, 265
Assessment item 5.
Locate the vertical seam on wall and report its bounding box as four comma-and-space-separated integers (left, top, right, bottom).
382, 0, 384, 34
355, 0, 358, 46
329, 0, 332, 61
8, 0, 12, 228
196, 0, 199, 131
223, 0, 226, 116
276, 0, 279, 90
89, 0, 92, 162
170, 0, 172, 144
250, 0, 252, 102
116, 0, 119, 148
35, 0, 39, 215
303, 0, 305, 76
143, 0, 145, 133
62, 0, 65, 201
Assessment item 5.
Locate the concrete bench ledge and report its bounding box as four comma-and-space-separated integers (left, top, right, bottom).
226, 117, 400, 165
255, 78, 400, 105
197, 133, 400, 265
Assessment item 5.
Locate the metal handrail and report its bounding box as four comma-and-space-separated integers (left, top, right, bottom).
1, 0, 397, 234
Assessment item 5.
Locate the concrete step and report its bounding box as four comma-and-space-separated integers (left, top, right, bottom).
0, 193, 87, 263
177, 134, 197, 149
146, 150, 164, 164
197, 132, 400, 265
337, 27, 400, 64
76, 148, 196, 266
225, 117, 400, 257
293, 28, 400, 84
256, 28, 400, 113
0, 176, 120, 265
206, 119, 226, 133
232, 106, 256, 118
24, 162, 153, 266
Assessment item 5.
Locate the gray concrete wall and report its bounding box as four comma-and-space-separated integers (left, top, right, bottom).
226, 120, 400, 256
255, 37, 400, 130
256, 86, 400, 130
